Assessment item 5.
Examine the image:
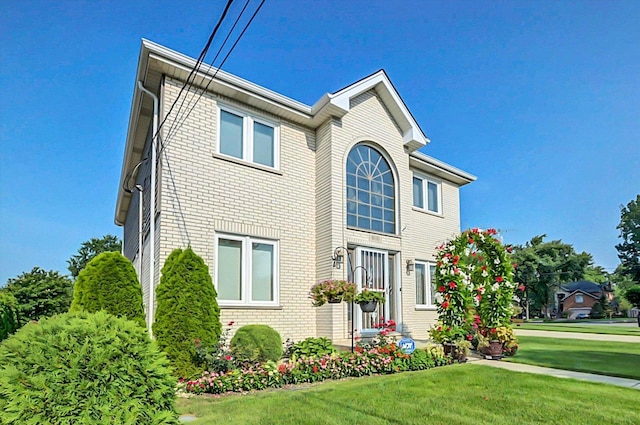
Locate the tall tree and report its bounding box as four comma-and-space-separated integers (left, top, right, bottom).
3, 267, 73, 325
512, 235, 592, 317
616, 195, 640, 284
67, 234, 122, 278
583, 265, 609, 284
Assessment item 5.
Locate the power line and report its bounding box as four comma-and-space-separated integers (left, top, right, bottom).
152, 0, 236, 148
160, 0, 266, 153
163, 0, 252, 146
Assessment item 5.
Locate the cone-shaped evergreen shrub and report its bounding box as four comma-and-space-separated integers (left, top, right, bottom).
0, 311, 179, 424
231, 324, 283, 365
153, 247, 221, 378
70, 251, 146, 328
0, 291, 20, 342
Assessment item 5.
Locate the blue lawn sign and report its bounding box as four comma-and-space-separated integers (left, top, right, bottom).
398, 337, 416, 354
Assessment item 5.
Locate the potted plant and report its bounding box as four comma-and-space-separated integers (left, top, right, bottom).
353, 289, 385, 312
309, 280, 356, 307
429, 322, 470, 362
476, 326, 516, 359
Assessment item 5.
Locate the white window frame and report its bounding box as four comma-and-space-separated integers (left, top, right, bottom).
412, 173, 442, 215
415, 260, 437, 309
216, 104, 280, 169
214, 233, 279, 307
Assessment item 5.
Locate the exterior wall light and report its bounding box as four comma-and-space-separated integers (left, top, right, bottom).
406, 259, 415, 273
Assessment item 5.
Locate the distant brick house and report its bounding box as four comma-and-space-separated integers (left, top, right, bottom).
556, 280, 612, 319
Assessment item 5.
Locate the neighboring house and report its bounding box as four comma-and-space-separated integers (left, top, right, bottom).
556, 280, 612, 319
115, 40, 476, 341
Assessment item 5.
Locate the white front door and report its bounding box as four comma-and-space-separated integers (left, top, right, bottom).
355, 247, 392, 332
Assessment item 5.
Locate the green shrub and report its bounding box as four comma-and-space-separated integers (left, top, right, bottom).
290, 337, 336, 359
153, 247, 221, 378
0, 311, 179, 424
0, 291, 20, 341
69, 252, 145, 328
231, 324, 283, 365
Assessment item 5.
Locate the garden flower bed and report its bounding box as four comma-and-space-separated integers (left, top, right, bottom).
183, 343, 451, 395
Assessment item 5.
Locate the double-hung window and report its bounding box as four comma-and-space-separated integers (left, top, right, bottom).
215, 234, 279, 306
218, 105, 279, 169
412, 174, 441, 214
415, 261, 437, 308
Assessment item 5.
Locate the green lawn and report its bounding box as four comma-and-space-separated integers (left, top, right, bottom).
515, 323, 640, 336
176, 365, 640, 425
508, 336, 640, 379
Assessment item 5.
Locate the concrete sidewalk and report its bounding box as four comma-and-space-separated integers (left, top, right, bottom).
468, 357, 640, 390
513, 329, 640, 343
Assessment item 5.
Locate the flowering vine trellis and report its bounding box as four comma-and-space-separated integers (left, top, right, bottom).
434, 228, 517, 340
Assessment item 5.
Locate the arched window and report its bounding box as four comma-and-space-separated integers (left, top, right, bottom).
346, 144, 395, 234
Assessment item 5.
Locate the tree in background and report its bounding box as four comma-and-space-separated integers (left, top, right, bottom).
0, 291, 20, 341
583, 265, 609, 284
153, 247, 221, 378
511, 235, 591, 318
69, 252, 145, 328
3, 267, 73, 325
616, 195, 640, 284
625, 286, 640, 326
67, 234, 122, 279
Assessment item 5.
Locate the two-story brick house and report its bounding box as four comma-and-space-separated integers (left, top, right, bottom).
115, 40, 475, 341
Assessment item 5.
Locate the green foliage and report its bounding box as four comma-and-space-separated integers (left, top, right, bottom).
625, 286, 640, 308
230, 325, 283, 365
4, 267, 73, 325
67, 234, 122, 279
512, 235, 592, 317
583, 265, 609, 284
590, 301, 604, 319
353, 289, 385, 304
0, 291, 20, 341
70, 252, 145, 328
289, 337, 336, 359
616, 195, 640, 284
153, 247, 221, 379
0, 311, 179, 424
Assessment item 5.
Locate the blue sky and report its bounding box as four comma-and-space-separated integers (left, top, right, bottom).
1, 0, 638, 283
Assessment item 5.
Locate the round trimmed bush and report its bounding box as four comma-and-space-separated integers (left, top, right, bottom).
153, 247, 221, 378
231, 324, 283, 364
70, 251, 145, 328
0, 311, 179, 424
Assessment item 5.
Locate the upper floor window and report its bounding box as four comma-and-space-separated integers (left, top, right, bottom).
413, 173, 441, 214
217, 105, 279, 169
575, 294, 584, 304
346, 144, 395, 234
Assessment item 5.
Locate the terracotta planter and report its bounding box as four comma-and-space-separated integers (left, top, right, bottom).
443, 343, 468, 363
358, 300, 378, 312
481, 341, 504, 360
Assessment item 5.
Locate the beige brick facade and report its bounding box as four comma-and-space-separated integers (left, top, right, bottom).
117, 41, 475, 343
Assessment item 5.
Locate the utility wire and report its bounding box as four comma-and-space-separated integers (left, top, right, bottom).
163, 0, 252, 146
160, 0, 266, 153
152, 0, 236, 148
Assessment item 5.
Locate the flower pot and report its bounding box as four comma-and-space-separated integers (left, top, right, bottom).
481, 341, 504, 360
358, 300, 377, 312
443, 343, 467, 363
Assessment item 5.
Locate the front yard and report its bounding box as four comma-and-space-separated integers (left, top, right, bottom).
507, 336, 640, 379
515, 322, 640, 336
177, 364, 640, 425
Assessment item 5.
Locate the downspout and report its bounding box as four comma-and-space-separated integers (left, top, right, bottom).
135, 184, 143, 280
137, 81, 158, 338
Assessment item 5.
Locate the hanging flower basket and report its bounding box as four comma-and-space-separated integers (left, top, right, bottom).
309, 280, 356, 307
358, 300, 378, 312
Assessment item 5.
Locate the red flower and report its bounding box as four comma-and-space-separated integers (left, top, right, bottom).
225, 355, 232, 361
506, 246, 513, 253
513, 263, 518, 268
467, 334, 473, 341
438, 285, 446, 292
453, 268, 460, 275
471, 251, 477, 257
519, 284, 526, 292
476, 294, 482, 301
437, 326, 442, 331
496, 276, 504, 283
490, 328, 497, 334
449, 281, 457, 289
452, 255, 460, 265
227, 321, 235, 326
313, 365, 318, 373
468, 238, 474, 244
481, 265, 487, 271
442, 301, 450, 309
474, 315, 482, 323
487, 228, 497, 235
